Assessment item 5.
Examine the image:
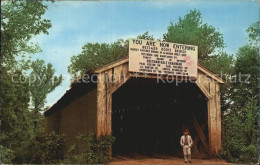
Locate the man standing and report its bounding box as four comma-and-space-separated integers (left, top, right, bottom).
180, 129, 193, 163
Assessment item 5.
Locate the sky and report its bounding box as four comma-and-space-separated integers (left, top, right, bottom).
32, 1, 259, 107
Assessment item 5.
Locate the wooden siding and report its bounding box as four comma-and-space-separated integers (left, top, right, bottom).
45, 89, 97, 147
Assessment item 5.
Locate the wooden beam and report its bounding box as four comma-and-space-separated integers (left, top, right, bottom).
215, 83, 222, 152
109, 75, 131, 94
198, 64, 225, 84
93, 56, 128, 73
193, 144, 200, 155
208, 79, 220, 156
97, 72, 106, 136
195, 81, 212, 99
192, 115, 209, 150
193, 122, 207, 155
129, 72, 197, 81
193, 122, 207, 145
106, 93, 112, 135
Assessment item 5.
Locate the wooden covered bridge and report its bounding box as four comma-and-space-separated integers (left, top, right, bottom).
44, 56, 224, 158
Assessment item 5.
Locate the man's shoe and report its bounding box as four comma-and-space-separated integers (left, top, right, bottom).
184, 161, 188, 163
189, 161, 192, 163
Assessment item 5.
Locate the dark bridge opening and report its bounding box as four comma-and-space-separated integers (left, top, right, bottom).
112, 77, 208, 157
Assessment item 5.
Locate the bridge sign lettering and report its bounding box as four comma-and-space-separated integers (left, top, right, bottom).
129, 39, 198, 78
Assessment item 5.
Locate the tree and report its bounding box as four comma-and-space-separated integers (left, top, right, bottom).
1, 69, 32, 163
68, 32, 156, 77
137, 31, 155, 40
222, 98, 257, 163
163, 9, 224, 61
68, 39, 128, 77
221, 22, 259, 164
231, 44, 258, 107
1, 0, 52, 67
246, 21, 259, 46
29, 59, 63, 114
1, 0, 52, 163
29, 59, 63, 129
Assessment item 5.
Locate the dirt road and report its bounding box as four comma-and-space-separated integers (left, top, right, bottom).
110, 154, 230, 164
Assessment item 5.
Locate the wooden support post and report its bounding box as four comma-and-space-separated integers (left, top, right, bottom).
97, 72, 106, 137
207, 79, 221, 156
215, 83, 222, 152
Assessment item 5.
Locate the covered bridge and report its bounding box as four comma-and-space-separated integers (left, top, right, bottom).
44, 56, 224, 158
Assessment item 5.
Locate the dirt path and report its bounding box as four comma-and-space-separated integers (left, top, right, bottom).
110, 154, 230, 165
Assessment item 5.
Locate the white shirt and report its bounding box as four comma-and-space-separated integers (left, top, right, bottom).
180, 135, 193, 147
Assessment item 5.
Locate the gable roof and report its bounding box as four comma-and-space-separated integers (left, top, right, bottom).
44, 56, 225, 116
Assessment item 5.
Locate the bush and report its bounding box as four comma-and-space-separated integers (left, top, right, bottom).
221, 99, 258, 164
29, 131, 65, 164
239, 145, 258, 163
0, 145, 15, 164
63, 134, 115, 164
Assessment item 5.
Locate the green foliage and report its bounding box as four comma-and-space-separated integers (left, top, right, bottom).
0, 145, 15, 164
0, 1, 62, 164
200, 52, 234, 76
231, 44, 258, 109
221, 99, 258, 163
68, 31, 156, 77
137, 31, 155, 40
29, 59, 63, 113
163, 9, 224, 61
220, 22, 259, 164
28, 131, 66, 164
68, 39, 128, 76
0, 68, 33, 163
1, 0, 52, 66
63, 134, 115, 164
29, 59, 62, 132
246, 21, 259, 46
239, 145, 258, 163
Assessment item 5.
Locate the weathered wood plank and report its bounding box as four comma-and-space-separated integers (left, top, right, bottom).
129, 72, 196, 82
192, 115, 209, 150
195, 81, 212, 99
208, 79, 219, 155
198, 64, 225, 83
109, 75, 131, 94
215, 83, 222, 152
193, 122, 207, 146
93, 56, 128, 73
193, 144, 200, 155
106, 93, 112, 135
97, 72, 106, 136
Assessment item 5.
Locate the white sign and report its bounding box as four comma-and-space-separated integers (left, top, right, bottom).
129, 39, 198, 78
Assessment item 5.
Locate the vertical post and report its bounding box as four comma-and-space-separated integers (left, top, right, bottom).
106, 93, 112, 136
207, 99, 213, 157
215, 83, 222, 152
97, 71, 113, 158
208, 79, 221, 156
97, 72, 106, 137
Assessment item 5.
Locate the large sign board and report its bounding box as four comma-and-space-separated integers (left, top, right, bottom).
129, 39, 198, 78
